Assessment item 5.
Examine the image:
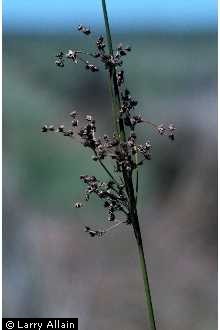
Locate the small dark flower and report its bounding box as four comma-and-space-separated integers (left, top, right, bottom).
84, 226, 104, 238
83, 28, 91, 35
58, 125, 65, 132
103, 134, 109, 140
64, 130, 73, 137
56, 51, 64, 59
48, 125, 55, 131
157, 124, 166, 135
144, 152, 151, 160
85, 62, 99, 72
130, 99, 138, 107
104, 201, 110, 208
117, 43, 123, 51
74, 202, 83, 208
41, 125, 48, 132
55, 59, 64, 67
66, 50, 78, 63
133, 115, 143, 123
88, 231, 97, 237
78, 25, 91, 35
89, 64, 99, 72
120, 49, 127, 56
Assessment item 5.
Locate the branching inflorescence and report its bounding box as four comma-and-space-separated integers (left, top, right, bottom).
42, 25, 175, 236
42, 3, 175, 329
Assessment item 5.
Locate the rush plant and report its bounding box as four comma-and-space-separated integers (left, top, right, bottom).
42, 1, 175, 329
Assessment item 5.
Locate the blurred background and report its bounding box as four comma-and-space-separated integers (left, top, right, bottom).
3, 1, 217, 329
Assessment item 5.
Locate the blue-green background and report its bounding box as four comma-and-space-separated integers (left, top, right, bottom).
3, 1, 217, 329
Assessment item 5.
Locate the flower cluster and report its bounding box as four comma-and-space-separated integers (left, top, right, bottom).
43, 25, 175, 237
42, 112, 154, 173
54, 25, 131, 73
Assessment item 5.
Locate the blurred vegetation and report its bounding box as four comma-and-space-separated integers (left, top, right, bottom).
3, 32, 217, 212
3, 31, 217, 329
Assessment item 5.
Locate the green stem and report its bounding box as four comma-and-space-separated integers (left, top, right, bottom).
101, 0, 113, 54
98, 157, 121, 187
134, 147, 139, 203
138, 243, 157, 330
101, 1, 157, 329
101, 0, 126, 141
134, 219, 157, 330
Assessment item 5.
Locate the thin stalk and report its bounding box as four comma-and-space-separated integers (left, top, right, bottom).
138, 245, 157, 329
134, 220, 157, 330
98, 157, 121, 187
134, 147, 139, 203
104, 220, 126, 233
101, 1, 157, 329
101, 0, 126, 142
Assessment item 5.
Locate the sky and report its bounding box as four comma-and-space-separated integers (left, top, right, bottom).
3, 0, 217, 33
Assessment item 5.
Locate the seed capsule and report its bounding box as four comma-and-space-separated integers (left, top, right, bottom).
48, 125, 55, 131
157, 124, 166, 135
84, 226, 90, 232
58, 125, 64, 132
74, 202, 83, 208
55, 59, 64, 67
56, 51, 64, 58
41, 125, 48, 132
89, 231, 96, 237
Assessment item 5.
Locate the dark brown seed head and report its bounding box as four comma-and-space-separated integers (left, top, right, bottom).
89, 231, 96, 237
84, 29, 91, 35
48, 125, 55, 131
56, 51, 64, 58
157, 124, 166, 135
120, 49, 127, 56
58, 125, 64, 132
41, 125, 48, 133
55, 59, 64, 67
74, 202, 83, 208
